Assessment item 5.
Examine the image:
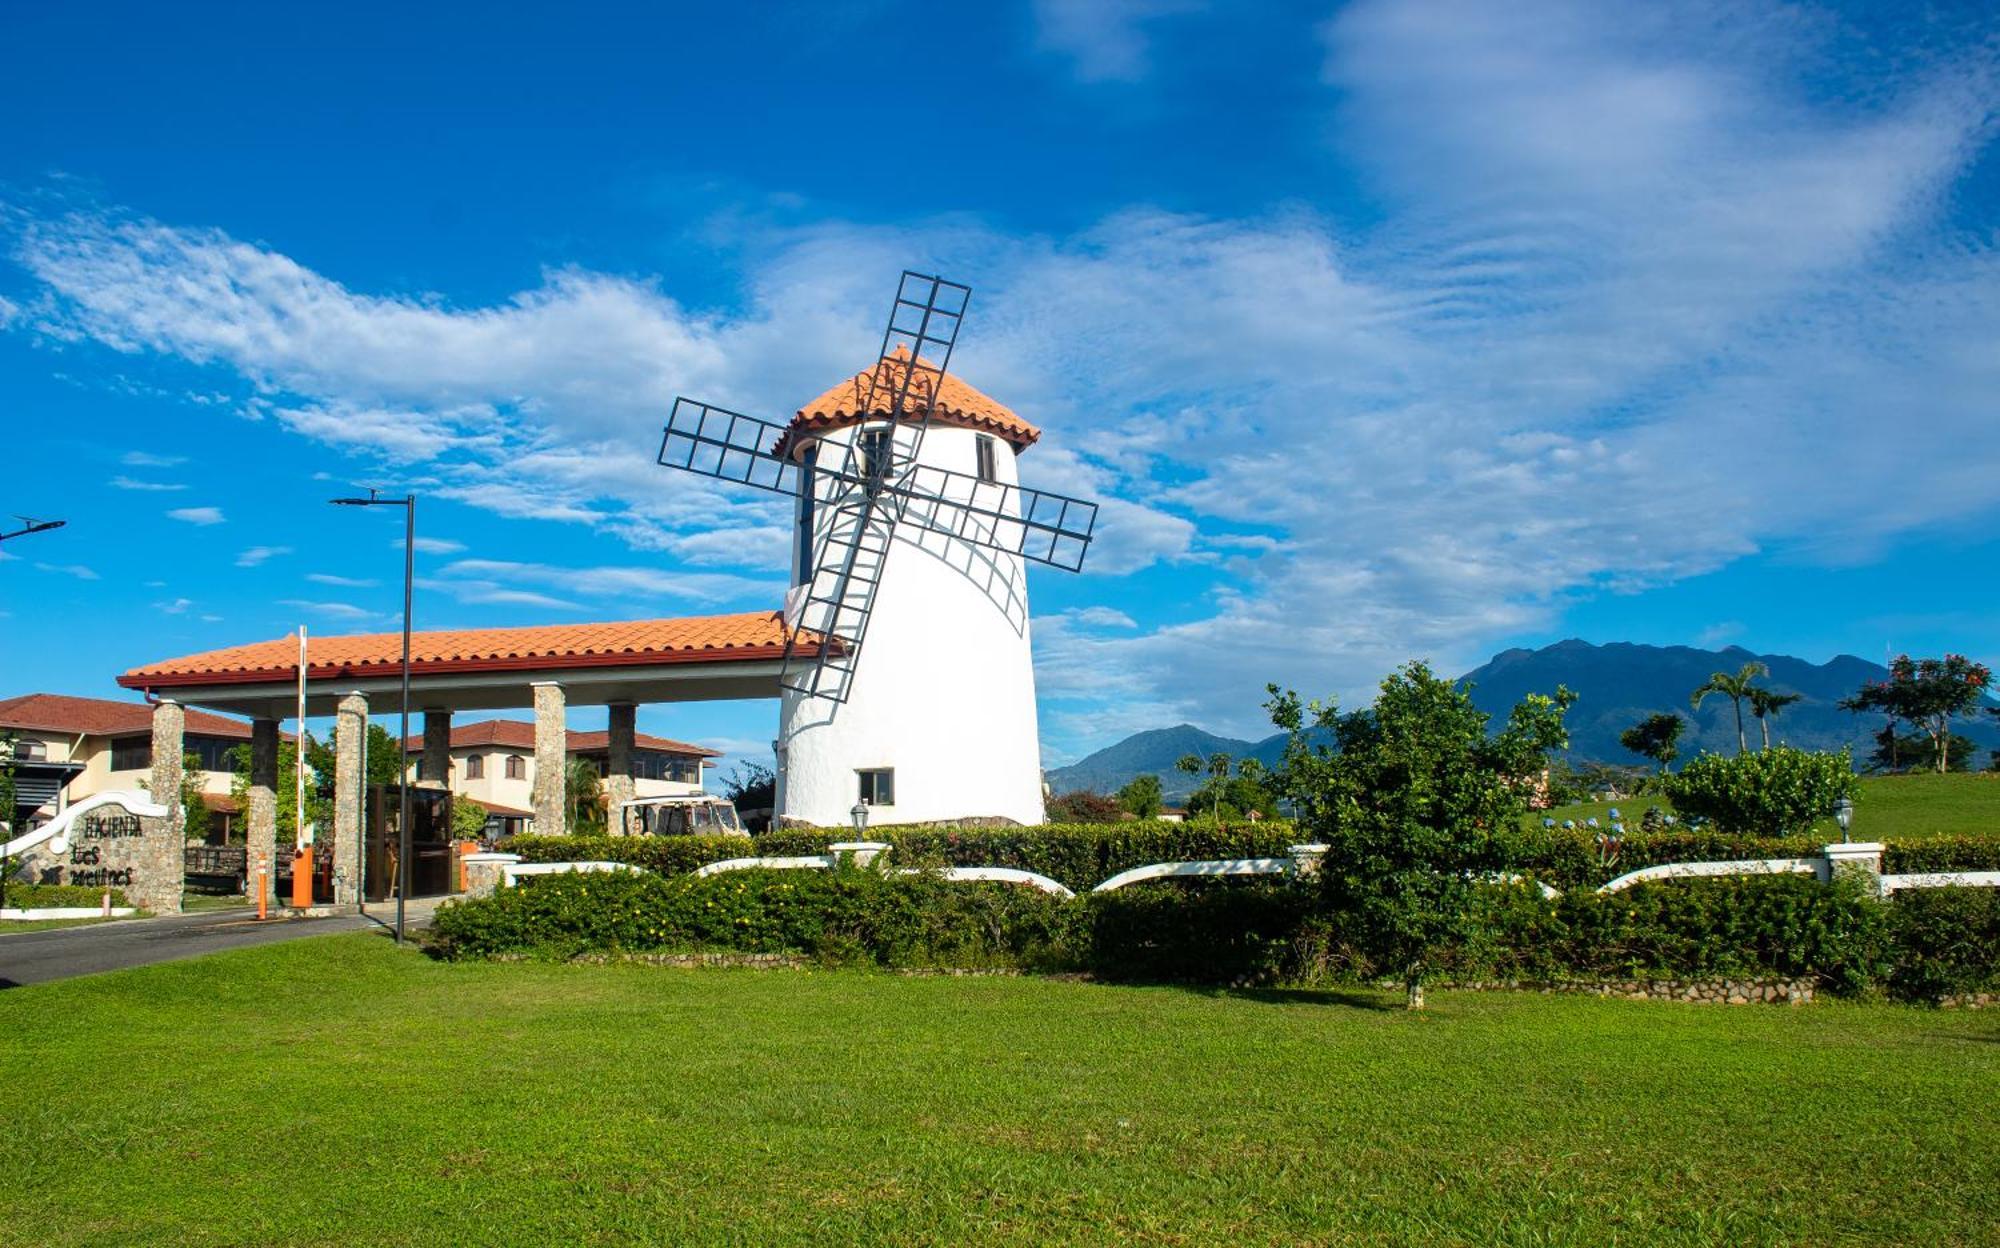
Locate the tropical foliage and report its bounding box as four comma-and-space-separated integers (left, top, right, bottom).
1660, 746, 1857, 836
1842, 654, 1994, 775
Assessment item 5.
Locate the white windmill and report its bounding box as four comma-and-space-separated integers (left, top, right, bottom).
658, 273, 1099, 827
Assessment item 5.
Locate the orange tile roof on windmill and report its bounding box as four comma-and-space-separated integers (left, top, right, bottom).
775, 344, 1041, 459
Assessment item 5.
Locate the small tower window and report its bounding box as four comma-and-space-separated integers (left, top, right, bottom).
796, 444, 817, 580
857, 768, 895, 806
859, 427, 894, 482
975, 435, 997, 483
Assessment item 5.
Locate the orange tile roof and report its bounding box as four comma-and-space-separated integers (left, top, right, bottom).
0, 692, 262, 739
118, 612, 795, 690
398, 718, 719, 758
776, 345, 1040, 458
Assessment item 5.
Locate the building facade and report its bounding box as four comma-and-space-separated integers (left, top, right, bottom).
0, 693, 254, 836
402, 718, 715, 836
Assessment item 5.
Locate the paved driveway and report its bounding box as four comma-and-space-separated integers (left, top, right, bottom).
0, 898, 450, 988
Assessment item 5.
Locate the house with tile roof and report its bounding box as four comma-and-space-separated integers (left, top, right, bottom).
400, 718, 717, 837
0, 693, 259, 836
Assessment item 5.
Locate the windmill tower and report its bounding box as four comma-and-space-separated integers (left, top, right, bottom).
658, 273, 1099, 827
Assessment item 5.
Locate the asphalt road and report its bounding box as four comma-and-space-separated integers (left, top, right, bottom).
0, 898, 447, 988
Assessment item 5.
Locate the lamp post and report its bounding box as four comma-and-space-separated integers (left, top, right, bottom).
1834, 797, 1854, 844
330, 489, 416, 944
0, 516, 65, 544
850, 801, 869, 839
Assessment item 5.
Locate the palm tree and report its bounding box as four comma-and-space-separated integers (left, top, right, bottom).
565, 757, 606, 833
1746, 688, 1802, 751
1690, 661, 1770, 755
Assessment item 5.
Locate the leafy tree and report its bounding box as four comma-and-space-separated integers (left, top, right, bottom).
1116, 773, 1163, 819
0, 732, 17, 910
1745, 688, 1802, 751
451, 795, 491, 842
1863, 723, 1926, 775
227, 736, 332, 847
1266, 662, 1574, 1009
1183, 759, 1279, 822
1618, 712, 1684, 772
1842, 654, 1994, 775
178, 750, 211, 844
1045, 790, 1126, 823
566, 756, 606, 834
1663, 747, 1857, 835
1690, 661, 1769, 755
721, 762, 776, 810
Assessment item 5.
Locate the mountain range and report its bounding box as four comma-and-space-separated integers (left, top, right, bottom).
1045, 640, 1999, 801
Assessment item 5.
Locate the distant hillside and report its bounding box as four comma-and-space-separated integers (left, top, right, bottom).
1045, 640, 1999, 796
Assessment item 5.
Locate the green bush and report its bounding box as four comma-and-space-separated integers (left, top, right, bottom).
1662, 747, 1858, 835
427, 866, 1079, 969
507, 822, 1299, 894
1883, 887, 2000, 1001
0, 882, 131, 910
1082, 881, 1326, 985
1882, 835, 2000, 874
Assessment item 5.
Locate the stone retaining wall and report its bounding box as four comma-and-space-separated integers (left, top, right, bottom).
1453, 978, 1816, 1004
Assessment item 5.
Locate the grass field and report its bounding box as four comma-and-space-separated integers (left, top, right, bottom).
2, 935, 1994, 1246
1542, 771, 2000, 841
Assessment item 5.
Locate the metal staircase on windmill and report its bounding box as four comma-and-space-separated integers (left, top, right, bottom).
656, 271, 1101, 703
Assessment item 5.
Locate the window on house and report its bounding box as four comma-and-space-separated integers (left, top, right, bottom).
466, 754, 485, 780
857, 768, 895, 806
859, 426, 893, 482
975, 435, 997, 483
12, 739, 47, 761
111, 737, 151, 771
505, 754, 526, 781
670, 757, 701, 785
186, 735, 240, 772
796, 444, 817, 579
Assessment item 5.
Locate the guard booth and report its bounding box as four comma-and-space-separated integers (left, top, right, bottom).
365, 786, 456, 901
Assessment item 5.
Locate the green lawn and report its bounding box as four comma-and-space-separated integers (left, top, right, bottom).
1542, 771, 2000, 841
2, 936, 1995, 1246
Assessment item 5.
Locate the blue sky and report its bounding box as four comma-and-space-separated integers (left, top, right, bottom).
3, 0, 1998, 769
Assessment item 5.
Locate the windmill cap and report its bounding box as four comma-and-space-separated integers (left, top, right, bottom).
775, 344, 1042, 459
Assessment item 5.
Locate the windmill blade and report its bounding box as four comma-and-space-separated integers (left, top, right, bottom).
657, 398, 801, 497
891, 464, 1099, 573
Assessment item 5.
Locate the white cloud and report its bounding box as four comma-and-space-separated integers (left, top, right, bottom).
166, 506, 224, 526
235, 545, 292, 567
121, 451, 186, 467
109, 475, 187, 492
155, 597, 192, 614
1032, 0, 1205, 83
35, 561, 100, 581
278, 599, 386, 622
307, 572, 378, 588
400, 536, 465, 555
9, 8, 2000, 750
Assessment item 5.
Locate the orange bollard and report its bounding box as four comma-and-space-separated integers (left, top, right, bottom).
291, 846, 313, 909
256, 856, 268, 920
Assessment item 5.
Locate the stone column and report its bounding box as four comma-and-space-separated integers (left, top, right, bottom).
138, 699, 187, 913
421, 709, 453, 790
605, 702, 637, 831
248, 718, 279, 898
530, 682, 567, 837
333, 692, 368, 908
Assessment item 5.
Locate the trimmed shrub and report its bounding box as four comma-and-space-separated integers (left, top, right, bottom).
1661, 747, 1858, 835
504, 834, 762, 877
426, 866, 1079, 969
1882, 836, 2000, 875
1884, 887, 2000, 1001
1082, 881, 1325, 985
0, 883, 130, 910
1044, 791, 1127, 824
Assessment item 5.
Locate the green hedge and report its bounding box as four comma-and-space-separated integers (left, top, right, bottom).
0, 883, 131, 910
505, 821, 1301, 893
427, 867, 1076, 969
504, 822, 2000, 897
428, 865, 1997, 1002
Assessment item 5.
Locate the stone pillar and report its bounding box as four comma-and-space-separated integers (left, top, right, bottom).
605, 702, 637, 831
1821, 841, 1885, 891
332, 692, 367, 908
248, 718, 279, 897
421, 709, 452, 790
137, 699, 187, 913
530, 682, 567, 837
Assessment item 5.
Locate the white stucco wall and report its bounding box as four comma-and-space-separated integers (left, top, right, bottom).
777, 420, 1046, 828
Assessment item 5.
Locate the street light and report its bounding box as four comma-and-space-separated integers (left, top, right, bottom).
0, 516, 66, 543
1834, 797, 1854, 844
850, 801, 869, 838
330, 488, 416, 944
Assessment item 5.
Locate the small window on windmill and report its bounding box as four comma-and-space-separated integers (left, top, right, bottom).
975, 435, 997, 483
857, 768, 895, 806
859, 426, 894, 482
